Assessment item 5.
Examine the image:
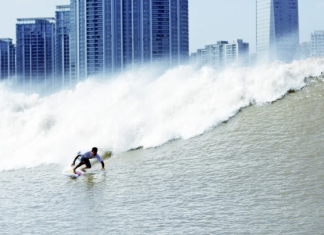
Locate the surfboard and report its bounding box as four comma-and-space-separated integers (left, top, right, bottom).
64, 169, 83, 178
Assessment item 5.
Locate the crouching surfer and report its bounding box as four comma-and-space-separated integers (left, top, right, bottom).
71, 147, 105, 174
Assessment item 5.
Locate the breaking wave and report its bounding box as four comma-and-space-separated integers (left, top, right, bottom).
0, 58, 323, 171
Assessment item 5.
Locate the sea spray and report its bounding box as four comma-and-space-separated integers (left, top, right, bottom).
0, 58, 324, 171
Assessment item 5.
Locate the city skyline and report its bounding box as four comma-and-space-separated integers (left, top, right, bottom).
69, 0, 188, 81
0, 0, 323, 54
3, 0, 190, 89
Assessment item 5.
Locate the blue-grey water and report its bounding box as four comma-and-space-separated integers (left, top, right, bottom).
1, 77, 324, 234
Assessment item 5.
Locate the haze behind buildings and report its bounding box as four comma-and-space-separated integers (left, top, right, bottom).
1, 0, 324, 92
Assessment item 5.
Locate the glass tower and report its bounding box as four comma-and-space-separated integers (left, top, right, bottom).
70, 0, 123, 80
55, 5, 72, 89
256, 0, 299, 63
70, 0, 189, 80
151, 0, 189, 65
16, 18, 55, 92
0, 38, 16, 81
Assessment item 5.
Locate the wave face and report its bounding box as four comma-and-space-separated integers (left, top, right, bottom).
0, 58, 324, 171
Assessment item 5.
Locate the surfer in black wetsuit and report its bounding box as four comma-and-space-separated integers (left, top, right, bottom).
71, 147, 105, 174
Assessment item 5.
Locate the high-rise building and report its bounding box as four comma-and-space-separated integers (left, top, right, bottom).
191, 47, 209, 67
70, 0, 189, 80
16, 18, 55, 92
55, 5, 72, 89
298, 42, 311, 60
70, 0, 112, 80
191, 40, 249, 69
191, 41, 227, 69
224, 39, 249, 67
256, 0, 299, 63
151, 0, 189, 65
311, 31, 324, 58
250, 53, 257, 66
0, 38, 16, 81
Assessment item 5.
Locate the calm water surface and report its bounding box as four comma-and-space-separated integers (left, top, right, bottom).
1, 81, 324, 234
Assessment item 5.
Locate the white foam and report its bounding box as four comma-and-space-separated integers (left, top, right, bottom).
0, 58, 323, 171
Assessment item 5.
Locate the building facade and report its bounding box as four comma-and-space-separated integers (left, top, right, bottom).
191, 40, 249, 69
70, 0, 189, 80
311, 31, 324, 58
191, 41, 227, 69
16, 18, 55, 92
0, 38, 16, 81
256, 0, 299, 63
298, 42, 311, 60
55, 5, 72, 89
224, 39, 249, 67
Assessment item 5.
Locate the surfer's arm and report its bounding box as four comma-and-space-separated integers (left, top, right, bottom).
71, 154, 81, 166
96, 156, 105, 170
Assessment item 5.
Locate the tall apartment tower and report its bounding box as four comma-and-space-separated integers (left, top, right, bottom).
190, 41, 227, 69
190, 40, 249, 69
256, 0, 299, 63
70, 0, 189, 80
16, 18, 55, 92
0, 38, 16, 81
311, 31, 324, 58
55, 5, 72, 89
224, 39, 249, 67
298, 42, 311, 60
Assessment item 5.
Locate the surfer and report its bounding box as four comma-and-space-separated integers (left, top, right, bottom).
71, 147, 105, 173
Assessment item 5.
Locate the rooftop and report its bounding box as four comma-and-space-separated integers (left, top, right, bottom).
0, 38, 13, 42
56, 5, 70, 10
17, 18, 55, 24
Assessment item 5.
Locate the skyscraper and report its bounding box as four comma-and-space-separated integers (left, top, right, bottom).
55, 5, 72, 89
70, 0, 122, 80
256, 0, 299, 63
70, 0, 189, 80
151, 0, 189, 65
16, 18, 55, 92
0, 38, 16, 81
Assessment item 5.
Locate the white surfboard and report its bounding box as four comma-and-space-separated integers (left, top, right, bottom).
64, 169, 83, 178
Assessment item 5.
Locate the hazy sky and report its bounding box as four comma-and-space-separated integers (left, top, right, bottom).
0, 0, 323, 54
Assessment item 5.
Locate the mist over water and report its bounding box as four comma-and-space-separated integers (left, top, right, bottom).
0, 58, 323, 171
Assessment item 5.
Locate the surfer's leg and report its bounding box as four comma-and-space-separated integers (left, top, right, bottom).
74, 156, 88, 173
74, 161, 85, 173
81, 166, 90, 172
81, 159, 91, 172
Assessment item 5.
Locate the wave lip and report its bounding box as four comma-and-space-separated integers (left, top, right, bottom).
0, 58, 324, 171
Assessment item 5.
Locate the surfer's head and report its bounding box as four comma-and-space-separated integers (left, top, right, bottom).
91, 147, 98, 156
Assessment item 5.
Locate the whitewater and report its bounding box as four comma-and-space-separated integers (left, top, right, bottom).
0, 58, 323, 171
